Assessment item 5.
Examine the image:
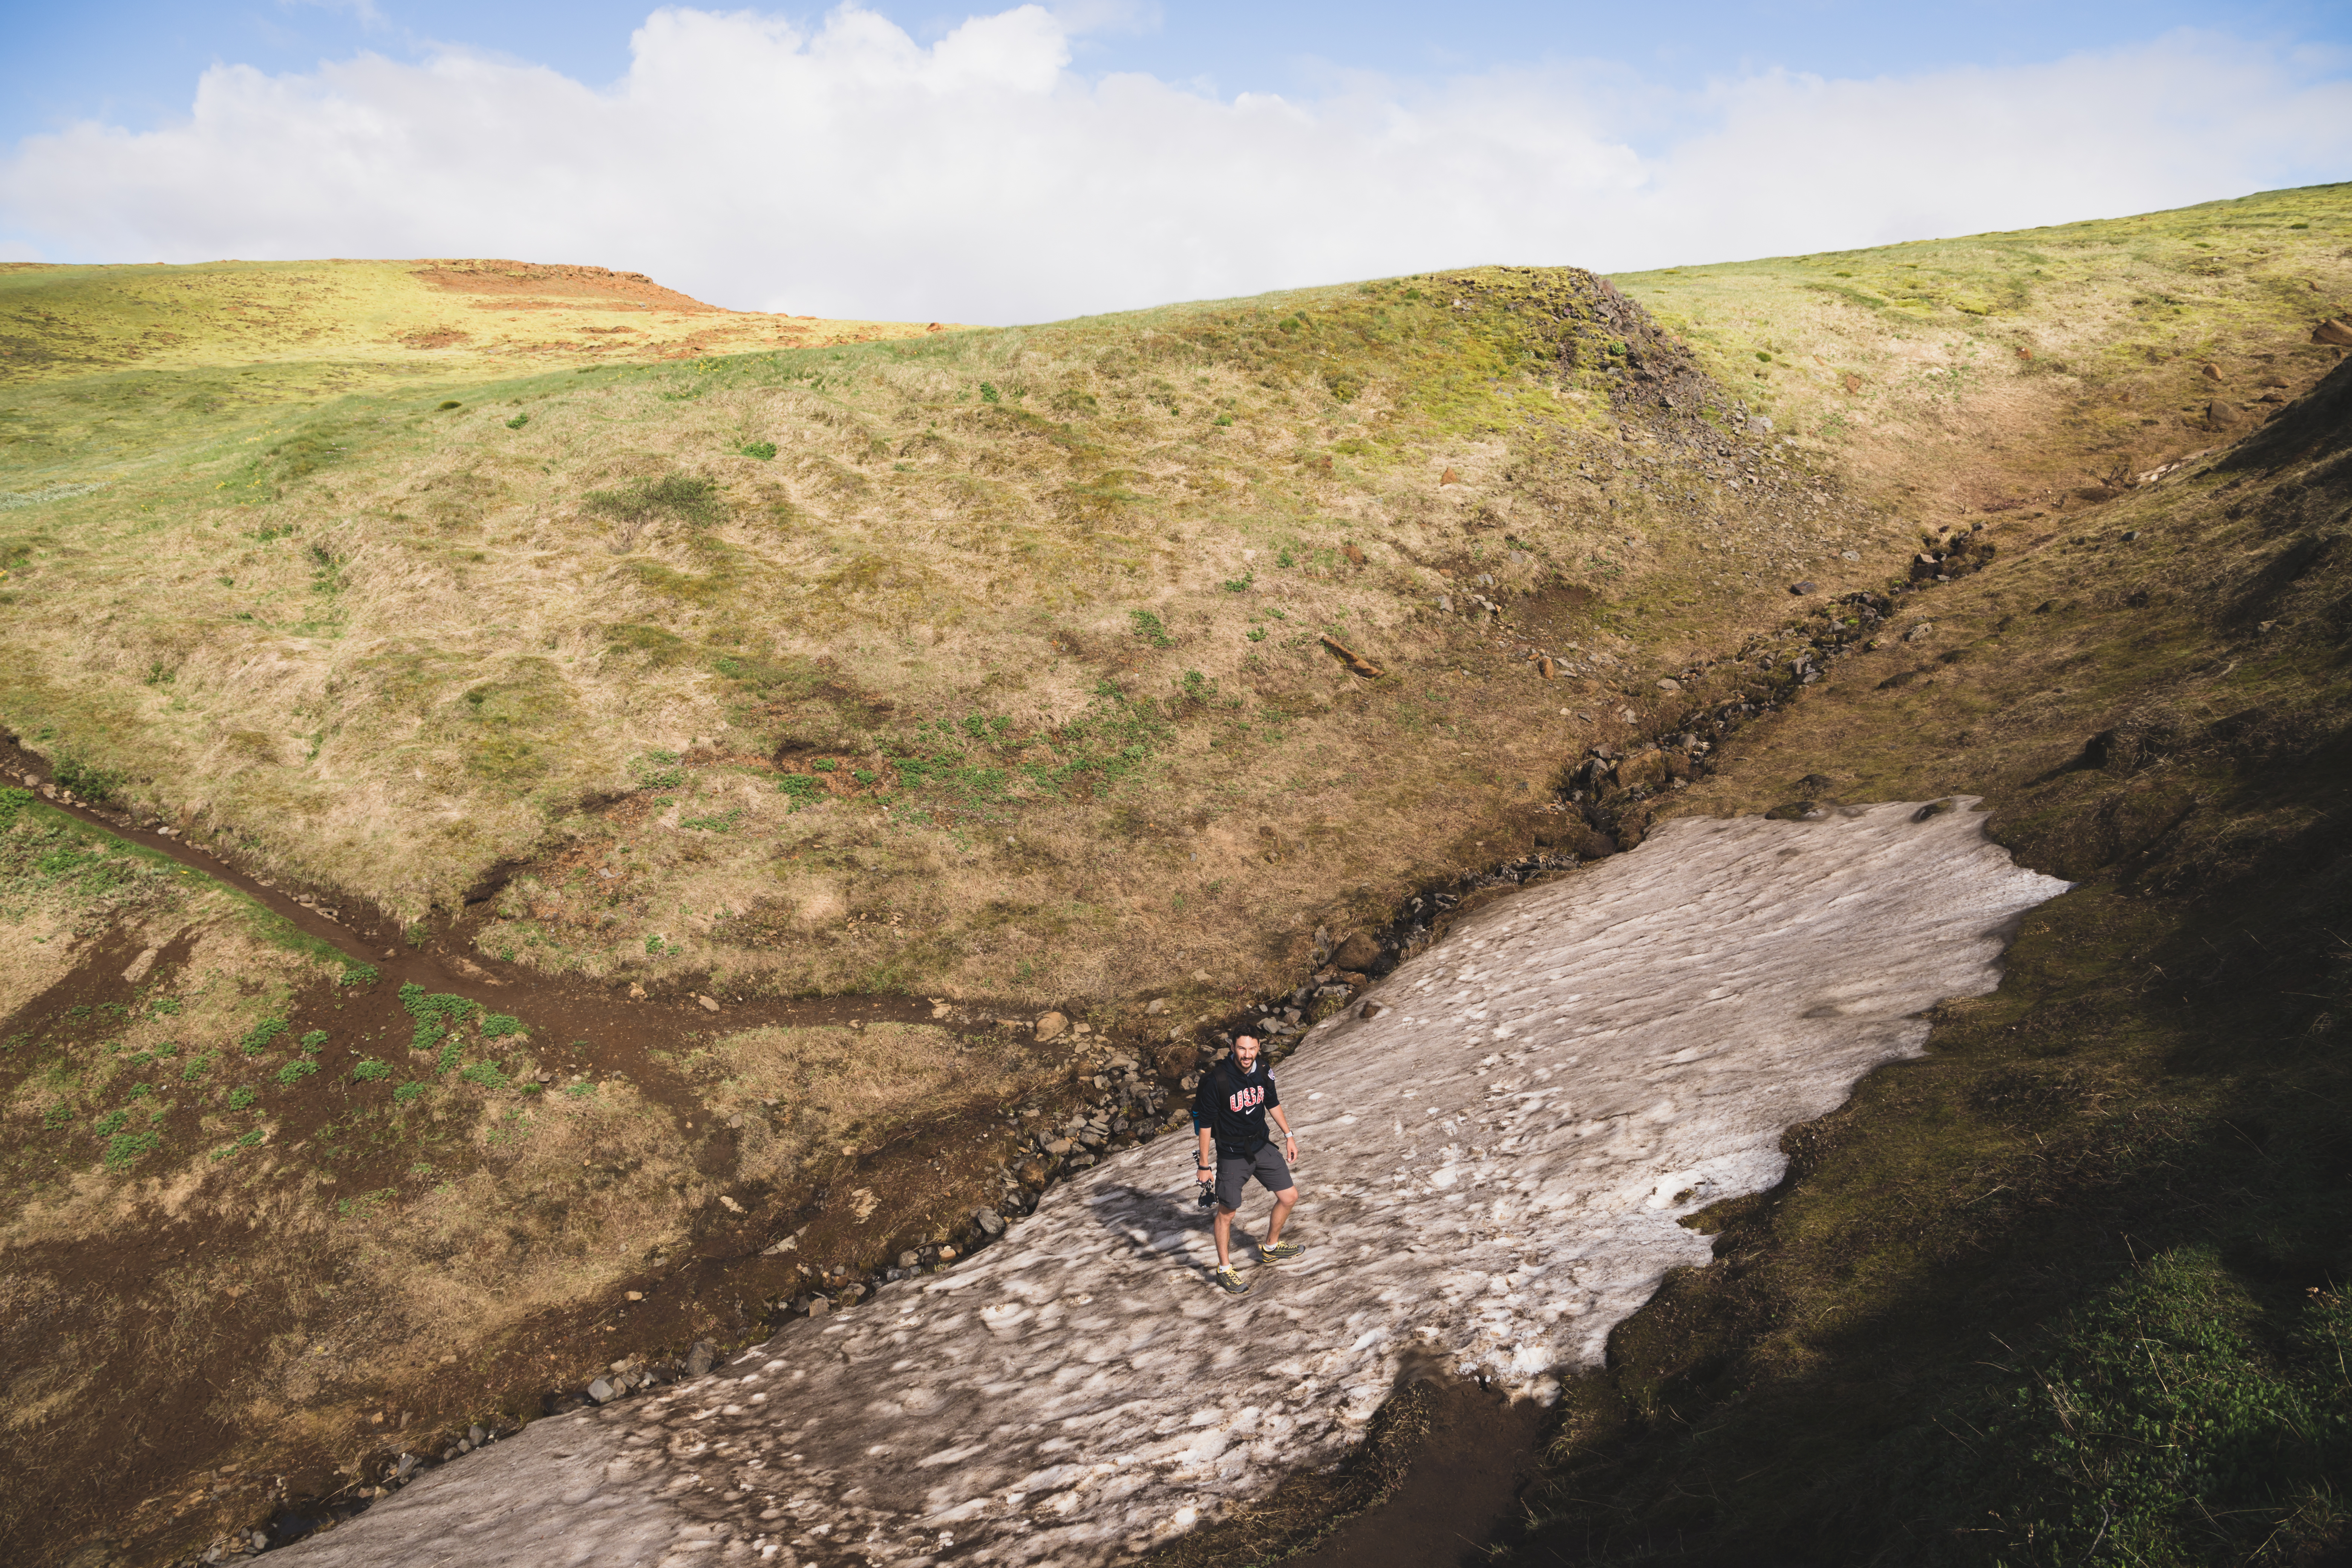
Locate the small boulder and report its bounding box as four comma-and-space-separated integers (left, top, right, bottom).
2313, 318, 2352, 348
1332, 931, 1381, 972
697, 995, 720, 1013
974, 1208, 1006, 1236
684, 1340, 717, 1377
1616, 750, 1671, 792
1144, 998, 1166, 1016
587, 1378, 616, 1404
1789, 581, 1817, 595
1035, 1011, 1068, 1042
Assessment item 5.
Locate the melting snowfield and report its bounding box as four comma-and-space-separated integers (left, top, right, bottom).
286, 803, 2067, 1567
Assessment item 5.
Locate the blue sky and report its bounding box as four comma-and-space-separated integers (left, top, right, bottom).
9, 0, 2348, 144
2, 2, 2346, 319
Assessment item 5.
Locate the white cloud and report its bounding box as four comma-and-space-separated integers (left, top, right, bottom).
1, 6, 2345, 322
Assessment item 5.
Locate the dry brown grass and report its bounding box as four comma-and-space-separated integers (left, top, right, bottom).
6, 190, 2347, 1018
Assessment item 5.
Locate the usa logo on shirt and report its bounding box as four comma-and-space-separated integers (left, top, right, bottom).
1228, 1084, 1265, 1112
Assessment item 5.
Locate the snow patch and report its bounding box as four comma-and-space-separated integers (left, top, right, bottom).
284, 802, 2065, 1567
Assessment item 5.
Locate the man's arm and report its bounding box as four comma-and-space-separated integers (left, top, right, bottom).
1268, 1103, 1298, 1156
1193, 1067, 1218, 1185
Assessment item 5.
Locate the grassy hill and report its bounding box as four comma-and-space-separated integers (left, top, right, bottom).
6, 185, 2343, 1013
1, 184, 2349, 1568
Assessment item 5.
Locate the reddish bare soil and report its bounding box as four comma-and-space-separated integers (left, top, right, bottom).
412, 261, 724, 313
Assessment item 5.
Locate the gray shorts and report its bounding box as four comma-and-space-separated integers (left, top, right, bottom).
1215, 1144, 1294, 1211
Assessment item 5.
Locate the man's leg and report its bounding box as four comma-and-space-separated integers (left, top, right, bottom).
1263, 1186, 1298, 1246
1254, 1144, 1304, 1262
1213, 1154, 1250, 1269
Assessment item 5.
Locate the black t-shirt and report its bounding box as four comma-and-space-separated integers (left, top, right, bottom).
1193, 1057, 1281, 1157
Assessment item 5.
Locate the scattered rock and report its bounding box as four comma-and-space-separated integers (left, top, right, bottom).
2313, 318, 2352, 348
2201, 362, 2223, 381
587, 1377, 616, 1404
1035, 1011, 1068, 1042
1903, 622, 1935, 642
1655, 677, 1682, 692
1319, 632, 1384, 678
1537, 655, 1557, 678
1332, 931, 1381, 972
806, 1297, 829, 1319
1440, 466, 1460, 485
1789, 581, 1818, 595
627, 983, 646, 1000
697, 995, 720, 1012
121, 947, 160, 985
717, 1194, 744, 1214
1616, 750, 1671, 792
1044, 1137, 1074, 1155
1344, 544, 1366, 565
1144, 998, 1166, 1016
685, 1340, 717, 1377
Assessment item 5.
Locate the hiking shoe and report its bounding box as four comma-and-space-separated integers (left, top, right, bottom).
1261, 1241, 1305, 1263
1212, 1265, 1251, 1296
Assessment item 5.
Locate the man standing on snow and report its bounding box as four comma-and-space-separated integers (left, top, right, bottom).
1193, 1034, 1304, 1296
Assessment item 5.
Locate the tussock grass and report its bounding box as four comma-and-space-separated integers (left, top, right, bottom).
1615, 181, 2352, 518
2, 256, 1979, 1002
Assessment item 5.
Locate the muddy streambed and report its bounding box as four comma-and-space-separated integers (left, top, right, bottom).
0, 753, 1213, 1568
264, 801, 2066, 1567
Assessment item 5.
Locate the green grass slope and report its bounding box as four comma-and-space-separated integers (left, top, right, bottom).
6, 186, 2345, 1014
